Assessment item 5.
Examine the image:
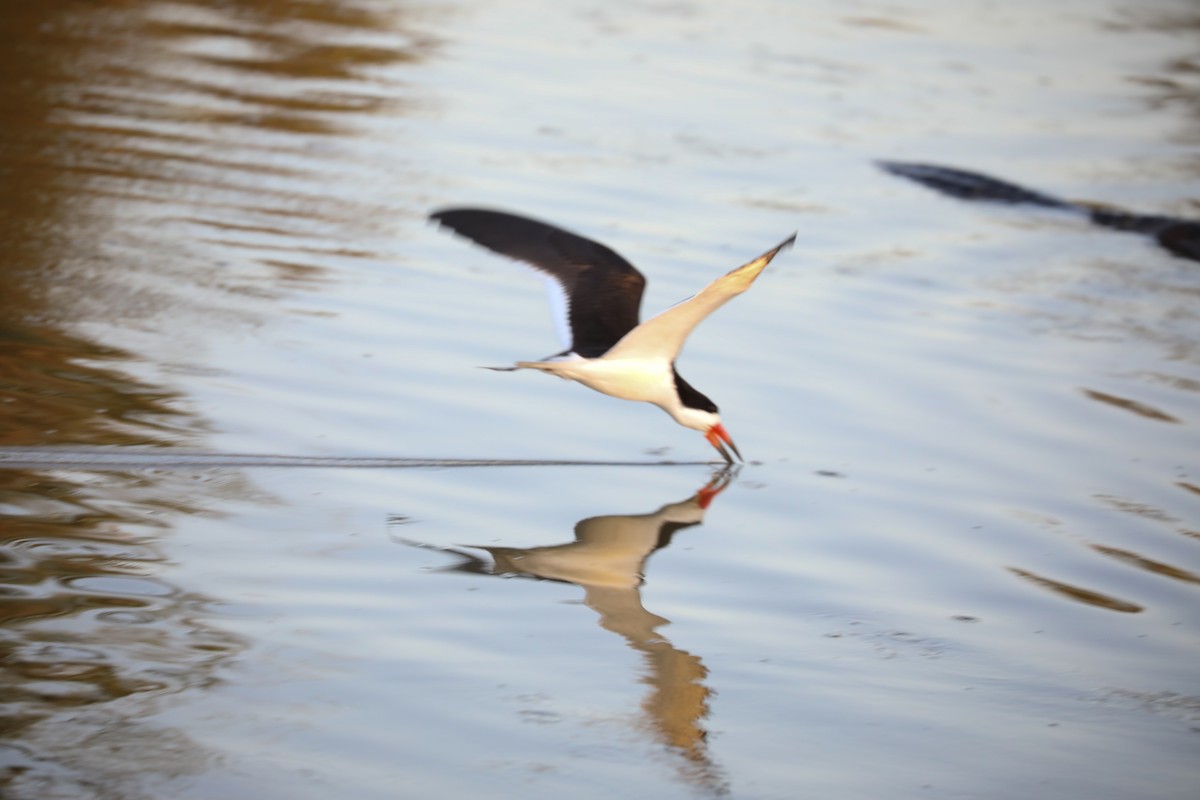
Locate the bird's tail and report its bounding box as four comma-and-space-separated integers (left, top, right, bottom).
480, 351, 583, 372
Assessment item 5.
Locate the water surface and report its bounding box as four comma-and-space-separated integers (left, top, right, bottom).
1, 1, 1197, 798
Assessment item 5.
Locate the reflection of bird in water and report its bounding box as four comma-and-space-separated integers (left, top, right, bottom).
400, 470, 737, 795
878, 161, 1200, 262
430, 208, 795, 462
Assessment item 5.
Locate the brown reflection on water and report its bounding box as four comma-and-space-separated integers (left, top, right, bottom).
1080, 388, 1180, 424
0, 0, 432, 342
404, 471, 737, 796
1095, 491, 1196, 540
1, 321, 195, 448
1090, 544, 1200, 585
0, 1, 434, 796
1009, 487, 1200, 614
1114, 7, 1200, 147
0, 466, 252, 798
1008, 567, 1144, 614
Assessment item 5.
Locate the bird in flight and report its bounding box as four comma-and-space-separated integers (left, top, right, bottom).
430, 208, 795, 462
878, 160, 1200, 262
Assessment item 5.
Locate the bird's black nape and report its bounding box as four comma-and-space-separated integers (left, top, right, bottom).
673, 368, 718, 413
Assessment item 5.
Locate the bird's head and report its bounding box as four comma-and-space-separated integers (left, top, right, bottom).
704, 421, 742, 464
663, 404, 742, 463
668, 371, 743, 464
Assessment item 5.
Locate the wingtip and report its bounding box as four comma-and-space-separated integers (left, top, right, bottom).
875, 159, 915, 176
740, 232, 796, 273
428, 207, 462, 226
428, 206, 497, 226
762, 232, 796, 259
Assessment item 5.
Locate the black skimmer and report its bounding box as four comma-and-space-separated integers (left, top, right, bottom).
878, 160, 1200, 262
430, 208, 795, 462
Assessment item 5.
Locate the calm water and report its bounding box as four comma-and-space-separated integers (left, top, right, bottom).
2, 1, 1198, 798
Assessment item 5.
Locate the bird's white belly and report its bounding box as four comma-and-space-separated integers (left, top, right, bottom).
546, 358, 672, 404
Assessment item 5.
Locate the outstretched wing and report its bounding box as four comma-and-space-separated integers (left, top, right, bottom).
878, 160, 1200, 263
430, 208, 647, 357
601, 233, 796, 362
877, 161, 1075, 209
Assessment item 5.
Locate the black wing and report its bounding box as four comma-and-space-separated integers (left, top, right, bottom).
878, 160, 1200, 263
430, 208, 647, 357
877, 161, 1074, 209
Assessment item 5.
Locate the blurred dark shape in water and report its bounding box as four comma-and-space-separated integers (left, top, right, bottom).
878, 161, 1200, 262
0, 0, 435, 796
